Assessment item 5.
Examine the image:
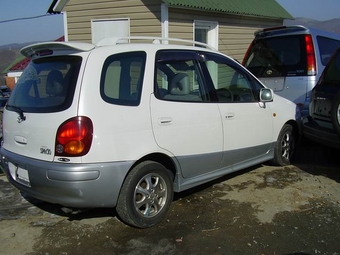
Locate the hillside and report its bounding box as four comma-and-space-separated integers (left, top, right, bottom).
284, 17, 340, 34
0, 42, 32, 84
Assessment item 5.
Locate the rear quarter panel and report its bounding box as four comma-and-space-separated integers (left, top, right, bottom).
77, 46, 166, 163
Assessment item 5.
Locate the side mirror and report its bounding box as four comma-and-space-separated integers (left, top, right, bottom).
260, 88, 273, 102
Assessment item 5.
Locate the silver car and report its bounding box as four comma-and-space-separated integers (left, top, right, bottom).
243, 25, 340, 116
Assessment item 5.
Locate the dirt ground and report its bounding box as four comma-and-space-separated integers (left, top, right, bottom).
1, 140, 340, 255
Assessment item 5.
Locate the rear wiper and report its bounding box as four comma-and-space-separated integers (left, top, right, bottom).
6, 104, 26, 123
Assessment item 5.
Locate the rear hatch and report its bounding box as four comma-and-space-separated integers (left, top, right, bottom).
2, 42, 93, 162
310, 48, 340, 128
243, 27, 312, 105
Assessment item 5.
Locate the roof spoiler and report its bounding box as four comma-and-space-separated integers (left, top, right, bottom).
254, 25, 308, 37
21, 41, 94, 58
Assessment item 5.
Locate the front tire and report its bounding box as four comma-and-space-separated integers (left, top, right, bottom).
271, 124, 295, 166
116, 161, 173, 228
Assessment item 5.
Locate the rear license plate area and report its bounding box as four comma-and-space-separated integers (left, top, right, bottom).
314, 99, 331, 118
8, 163, 31, 187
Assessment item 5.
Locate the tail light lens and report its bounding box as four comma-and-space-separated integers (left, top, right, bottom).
305, 34, 316, 76
55, 116, 93, 157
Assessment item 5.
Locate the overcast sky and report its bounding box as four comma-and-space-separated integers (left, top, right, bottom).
0, 0, 340, 46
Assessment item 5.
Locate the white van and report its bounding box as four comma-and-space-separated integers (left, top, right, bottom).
0, 37, 299, 228
243, 25, 340, 116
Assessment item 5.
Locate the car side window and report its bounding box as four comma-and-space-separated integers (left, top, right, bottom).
100, 51, 146, 106
154, 50, 209, 102
203, 54, 256, 103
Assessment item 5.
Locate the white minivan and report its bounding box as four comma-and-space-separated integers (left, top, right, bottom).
243, 25, 340, 116
1, 37, 299, 228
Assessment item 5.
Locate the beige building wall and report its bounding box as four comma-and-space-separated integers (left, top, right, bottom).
168, 8, 282, 62
64, 1, 282, 62
64, 0, 163, 42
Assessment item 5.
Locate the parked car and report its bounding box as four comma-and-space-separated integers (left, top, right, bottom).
0, 85, 11, 107
0, 85, 11, 143
0, 37, 300, 228
243, 25, 340, 116
302, 47, 340, 149
0, 85, 12, 98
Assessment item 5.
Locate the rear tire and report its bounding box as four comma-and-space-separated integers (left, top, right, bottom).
331, 92, 340, 136
271, 124, 295, 166
116, 161, 173, 228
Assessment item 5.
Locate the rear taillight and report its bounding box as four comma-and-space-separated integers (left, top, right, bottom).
305, 34, 316, 76
55, 116, 93, 157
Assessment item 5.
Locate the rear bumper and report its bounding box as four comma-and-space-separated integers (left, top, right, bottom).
0, 148, 132, 208
302, 116, 340, 150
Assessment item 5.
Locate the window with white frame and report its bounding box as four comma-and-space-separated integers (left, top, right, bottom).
91, 18, 130, 44
194, 21, 219, 85
194, 20, 218, 49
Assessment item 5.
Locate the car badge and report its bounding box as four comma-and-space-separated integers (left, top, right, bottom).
17, 115, 26, 123
266, 70, 273, 75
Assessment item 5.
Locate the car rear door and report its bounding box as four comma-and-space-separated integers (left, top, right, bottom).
150, 50, 223, 178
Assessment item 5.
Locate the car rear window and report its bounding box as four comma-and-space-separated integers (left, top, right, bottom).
7, 56, 81, 113
244, 35, 307, 77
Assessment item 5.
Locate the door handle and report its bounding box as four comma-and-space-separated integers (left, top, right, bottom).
14, 135, 27, 145
158, 117, 173, 125
225, 113, 235, 119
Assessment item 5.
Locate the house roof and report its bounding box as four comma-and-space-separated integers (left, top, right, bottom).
2, 55, 28, 74
162, 0, 293, 20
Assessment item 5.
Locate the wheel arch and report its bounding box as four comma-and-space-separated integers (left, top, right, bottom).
286, 119, 301, 144
119, 152, 178, 192
134, 153, 177, 177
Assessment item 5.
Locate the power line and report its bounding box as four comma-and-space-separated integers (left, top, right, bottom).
0, 14, 56, 24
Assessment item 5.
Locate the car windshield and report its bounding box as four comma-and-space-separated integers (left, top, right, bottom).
244, 35, 307, 77
7, 56, 82, 113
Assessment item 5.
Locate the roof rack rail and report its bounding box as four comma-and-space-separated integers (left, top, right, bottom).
96, 36, 216, 50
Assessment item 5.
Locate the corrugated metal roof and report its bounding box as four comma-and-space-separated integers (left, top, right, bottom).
162, 0, 293, 19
